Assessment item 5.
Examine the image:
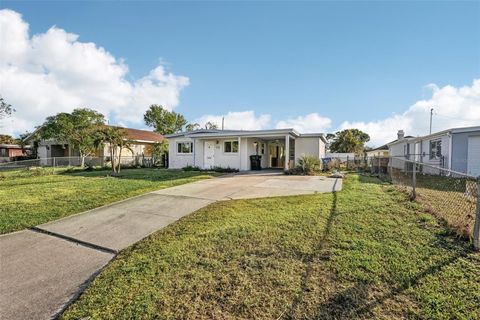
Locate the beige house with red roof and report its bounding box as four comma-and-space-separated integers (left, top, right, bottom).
26, 126, 163, 164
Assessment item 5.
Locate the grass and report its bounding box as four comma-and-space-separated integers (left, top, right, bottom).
0, 168, 218, 234
389, 171, 478, 239
62, 175, 480, 320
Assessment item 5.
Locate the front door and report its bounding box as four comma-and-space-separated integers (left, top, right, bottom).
204, 141, 215, 169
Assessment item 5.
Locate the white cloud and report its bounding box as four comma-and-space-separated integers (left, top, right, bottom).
275, 112, 332, 133
340, 79, 480, 147
0, 9, 189, 135
194, 110, 271, 130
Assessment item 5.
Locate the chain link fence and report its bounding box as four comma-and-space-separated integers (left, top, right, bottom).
0, 155, 166, 171
323, 155, 480, 249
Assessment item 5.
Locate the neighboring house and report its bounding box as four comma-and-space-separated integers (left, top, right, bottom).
388, 126, 480, 176
25, 126, 164, 162
0, 144, 29, 162
365, 145, 389, 158
165, 128, 327, 171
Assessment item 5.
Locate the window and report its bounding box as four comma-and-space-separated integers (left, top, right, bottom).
0, 148, 6, 157
260, 143, 265, 155
177, 142, 193, 154
429, 140, 441, 160
224, 140, 238, 153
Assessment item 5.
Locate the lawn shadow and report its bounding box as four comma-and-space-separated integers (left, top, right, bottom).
285, 189, 339, 318
312, 219, 473, 319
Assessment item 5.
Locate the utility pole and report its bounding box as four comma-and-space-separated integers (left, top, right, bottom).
222, 116, 225, 130
429, 108, 434, 134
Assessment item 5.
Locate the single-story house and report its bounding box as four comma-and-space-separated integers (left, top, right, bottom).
388, 126, 480, 176
165, 128, 327, 171
24, 126, 164, 165
0, 144, 29, 162
365, 145, 389, 158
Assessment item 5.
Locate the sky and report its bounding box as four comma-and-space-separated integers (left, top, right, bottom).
0, 1, 479, 146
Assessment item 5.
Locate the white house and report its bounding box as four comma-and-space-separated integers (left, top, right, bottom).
388, 126, 480, 176
165, 128, 327, 171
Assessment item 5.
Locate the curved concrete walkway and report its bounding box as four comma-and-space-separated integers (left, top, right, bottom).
0, 172, 341, 320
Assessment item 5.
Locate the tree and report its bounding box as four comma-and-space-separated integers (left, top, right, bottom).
0, 96, 15, 120
144, 105, 187, 135
204, 121, 218, 130
328, 129, 370, 154
185, 123, 200, 132
0, 134, 18, 144
39, 108, 105, 167
96, 126, 133, 174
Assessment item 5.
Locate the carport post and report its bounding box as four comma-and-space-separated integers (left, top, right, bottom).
284, 135, 290, 171
473, 176, 480, 250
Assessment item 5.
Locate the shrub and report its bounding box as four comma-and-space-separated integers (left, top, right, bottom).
183, 165, 201, 171
297, 155, 321, 175
212, 166, 239, 173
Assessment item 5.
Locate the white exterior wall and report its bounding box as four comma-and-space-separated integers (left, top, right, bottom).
209, 138, 242, 170
295, 137, 321, 165
168, 137, 195, 169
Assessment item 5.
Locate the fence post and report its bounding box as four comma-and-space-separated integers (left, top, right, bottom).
377, 156, 381, 176
473, 177, 480, 251
53, 157, 56, 170
411, 158, 417, 200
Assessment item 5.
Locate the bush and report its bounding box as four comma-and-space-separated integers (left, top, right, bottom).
183, 165, 201, 171
212, 166, 239, 173
296, 155, 321, 175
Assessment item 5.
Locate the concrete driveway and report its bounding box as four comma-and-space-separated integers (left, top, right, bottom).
0, 172, 341, 320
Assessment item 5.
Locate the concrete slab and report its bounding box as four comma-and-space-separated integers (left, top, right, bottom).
37, 193, 213, 252
154, 175, 342, 200
0, 230, 113, 320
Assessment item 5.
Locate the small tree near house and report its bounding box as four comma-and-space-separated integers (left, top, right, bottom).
39, 108, 105, 167
97, 126, 133, 174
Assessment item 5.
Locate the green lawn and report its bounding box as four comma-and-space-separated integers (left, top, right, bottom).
0, 168, 217, 234
62, 175, 480, 320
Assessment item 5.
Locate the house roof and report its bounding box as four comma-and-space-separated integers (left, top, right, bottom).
23, 125, 163, 144
110, 126, 164, 143
166, 128, 327, 142
0, 144, 25, 149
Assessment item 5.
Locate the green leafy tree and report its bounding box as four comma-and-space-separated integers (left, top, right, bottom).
185, 123, 200, 132
39, 108, 105, 167
144, 105, 187, 134
0, 96, 15, 121
151, 140, 169, 166
96, 126, 133, 174
204, 121, 218, 130
0, 134, 18, 144
328, 129, 370, 154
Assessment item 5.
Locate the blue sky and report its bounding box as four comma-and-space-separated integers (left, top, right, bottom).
1, 1, 479, 145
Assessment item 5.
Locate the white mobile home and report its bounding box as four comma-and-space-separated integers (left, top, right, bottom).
166, 128, 327, 171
